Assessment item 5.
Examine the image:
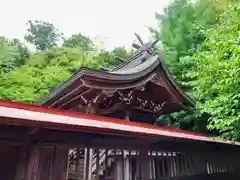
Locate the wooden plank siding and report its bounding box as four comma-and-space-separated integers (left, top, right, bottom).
68, 147, 240, 180
15, 145, 69, 180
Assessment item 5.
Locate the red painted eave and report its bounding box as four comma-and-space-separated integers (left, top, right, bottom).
0, 100, 238, 146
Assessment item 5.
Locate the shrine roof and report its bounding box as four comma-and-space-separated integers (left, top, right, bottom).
0, 100, 240, 152
39, 36, 194, 116
0, 100, 239, 152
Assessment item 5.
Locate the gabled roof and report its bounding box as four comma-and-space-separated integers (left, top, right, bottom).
40, 36, 194, 117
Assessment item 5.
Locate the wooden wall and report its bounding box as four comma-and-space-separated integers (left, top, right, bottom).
69, 148, 240, 180
0, 145, 20, 180
14, 145, 69, 180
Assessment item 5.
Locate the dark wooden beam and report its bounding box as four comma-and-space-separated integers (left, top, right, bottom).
22, 129, 240, 153
50, 85, 88, 108
1, 125, 240, 153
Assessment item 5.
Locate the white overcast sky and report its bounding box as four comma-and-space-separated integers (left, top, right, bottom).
0, 0, 170, 49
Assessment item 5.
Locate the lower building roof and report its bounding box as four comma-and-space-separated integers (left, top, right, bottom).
0, 100, 239, 151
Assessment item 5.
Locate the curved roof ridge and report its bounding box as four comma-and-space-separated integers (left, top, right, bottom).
39, 37, 194, 116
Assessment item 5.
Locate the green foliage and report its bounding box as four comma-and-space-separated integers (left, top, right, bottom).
106, 46, 134, 66
24, 20, 63, 51
87, 46, 133, 68
11, 38, 31, 64
0, 37, 30, 73
0, 44, 131, 103
153, 0, 240, 139
111, 46, 132, 59
152, 0, 222, 85
63, 33, 94, 51
152, 0, 222, 134
193, 3, 240, 139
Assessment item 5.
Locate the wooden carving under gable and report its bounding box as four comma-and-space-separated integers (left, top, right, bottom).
40, 33, 194, 123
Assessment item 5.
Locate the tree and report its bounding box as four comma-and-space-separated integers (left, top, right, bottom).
63, 33, 94, 51
24, 20, 63, 51
0, 37, 30, 73
111, 46, 132, 60
151, 0, 236, 134
0, 45, 129, 103
193, 3, 240, 139
152, 0, 240, 139
151, 0, 222, 84
11, 38, 30, 64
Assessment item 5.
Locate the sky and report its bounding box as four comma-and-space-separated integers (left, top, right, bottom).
0, 0, 171, 50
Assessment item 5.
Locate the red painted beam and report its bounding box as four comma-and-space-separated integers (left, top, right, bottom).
0, 100, 238, 146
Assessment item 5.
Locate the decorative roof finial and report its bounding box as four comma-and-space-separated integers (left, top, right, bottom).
132, 33, 159, 55
134, 32, 144, 46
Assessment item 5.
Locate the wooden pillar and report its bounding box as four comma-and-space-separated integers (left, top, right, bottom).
172, 154, 177, 177
15, 145, 69, 180
24, 148, 40, 180
88, 149, 93, 180
15, 150, 29, 180
114, 157, 123, 180
84, 148, 89, 180
128, 150, 132, 180
167, 152, 175, 177
139, 150, 150, 180
50, 146, 69, 180
148, 151, 155, 179
151, 158, 156, 179
166, 153, 171, 177
105, 149, 109, 178
75, 149, 81, 180
84, 148, 93, 180
124, 154, 130, 180
197, 153, 207, 174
